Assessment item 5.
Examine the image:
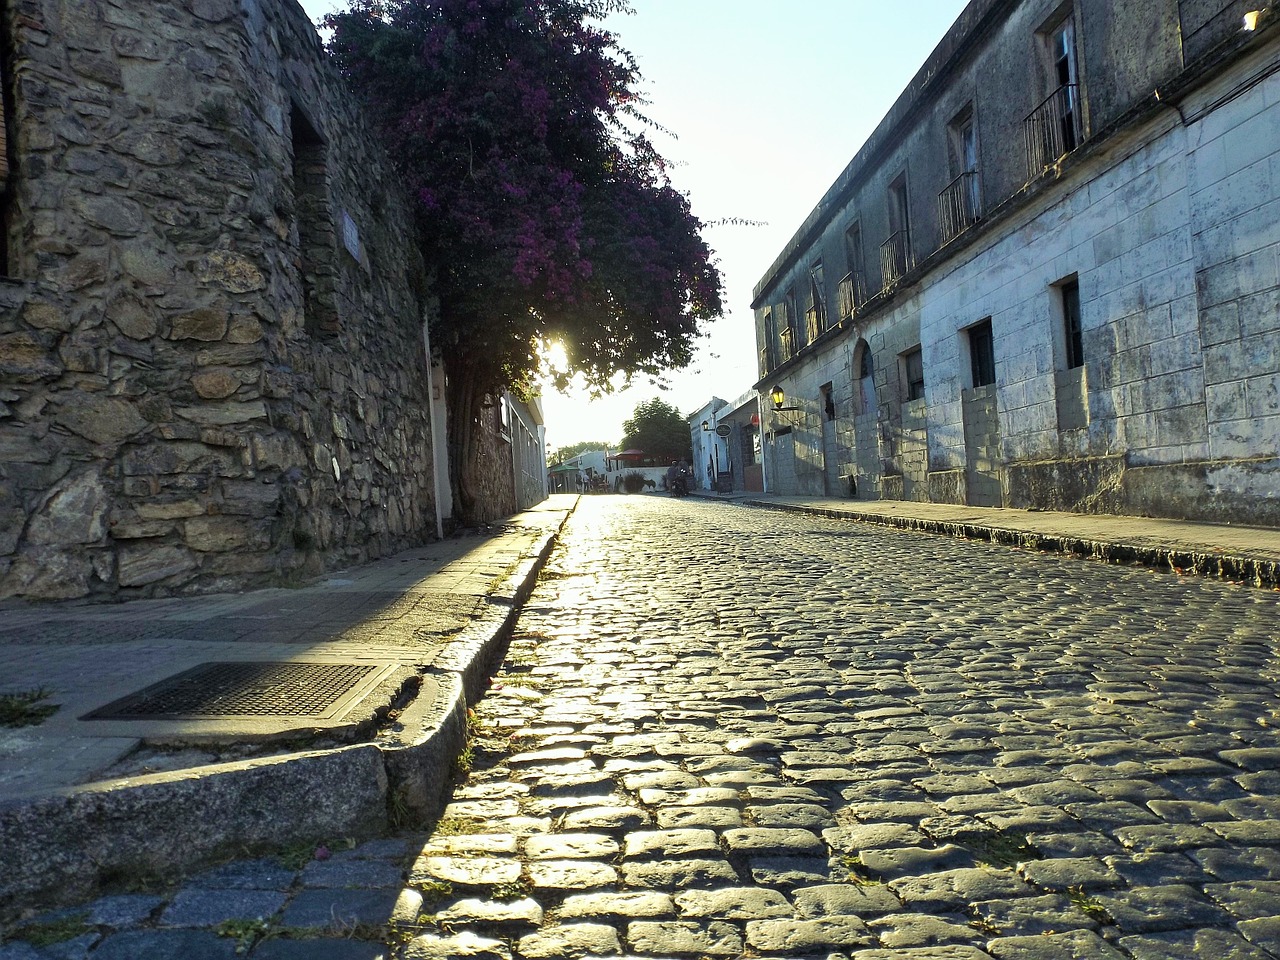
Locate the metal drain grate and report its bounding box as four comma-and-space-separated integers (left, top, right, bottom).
84, 662, 379, 721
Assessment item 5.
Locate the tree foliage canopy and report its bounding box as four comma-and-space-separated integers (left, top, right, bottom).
549, 439, 611, 464
325, 0, 724, 398
621, 397, 690, 463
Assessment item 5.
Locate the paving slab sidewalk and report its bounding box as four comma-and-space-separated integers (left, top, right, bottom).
0, 495, 578, 915
705, 490, 1280, 587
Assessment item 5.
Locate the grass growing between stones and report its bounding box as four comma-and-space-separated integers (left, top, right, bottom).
953, 828, 1039, 867
491, 879, 531, 901
838, 854, 884, 886
215, 917, 270, 954
432, 816, 485, 836
0, 688, 58, 727
1067, 886, 1112, 924
7, 912, 91, 947
417, 880, 454, 903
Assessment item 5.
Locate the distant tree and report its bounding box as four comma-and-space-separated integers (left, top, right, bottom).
325, 0, 723, 523
550, 440, 612, 464
621, 398, 691, 463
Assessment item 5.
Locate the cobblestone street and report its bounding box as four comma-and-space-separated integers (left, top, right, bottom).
413, 497, 1280, 959
7, 495, 1280, 959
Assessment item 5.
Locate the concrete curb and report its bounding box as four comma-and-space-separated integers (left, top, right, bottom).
0, 500, 575, 918
743, 499, 1280, 587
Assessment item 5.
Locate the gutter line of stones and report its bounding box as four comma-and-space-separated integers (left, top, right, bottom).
743, 499, 1280, 588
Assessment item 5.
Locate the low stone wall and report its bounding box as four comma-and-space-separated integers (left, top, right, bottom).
0, 0, 438, 600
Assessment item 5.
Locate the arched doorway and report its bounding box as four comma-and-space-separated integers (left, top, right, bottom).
851, 339, 880, 498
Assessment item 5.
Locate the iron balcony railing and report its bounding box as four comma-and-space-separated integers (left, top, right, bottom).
1024, 83, 1081, 177
805, 305, 825, 343
879, 230, 910, 290
938, 170, 981, 244
837, 271, 867, 320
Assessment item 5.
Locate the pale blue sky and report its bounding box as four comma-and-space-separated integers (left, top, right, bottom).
296, 0, 970, 450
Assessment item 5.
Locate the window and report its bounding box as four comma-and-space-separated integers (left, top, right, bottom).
881, 173, 911, 288
820, 382, 836, 421
1025, 10, 1082, 174
967, 319, 996, 387
840, 222, 865, 317
806, 261, 826, 341
761, 307, 778, 373
292, 102, 338, 336
783, 286, 799, 356
902, 347, 925, 402
1061, 278, 1083, 369
1049, 17, 1080, 152
941, 105, 980, 241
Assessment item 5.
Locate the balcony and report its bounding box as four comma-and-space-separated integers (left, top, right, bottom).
880, 230, 910, 290
938, 170, 981, 244
805, 305, 825, 343
1024, 83, 1081, 177
837, 272, 867, 320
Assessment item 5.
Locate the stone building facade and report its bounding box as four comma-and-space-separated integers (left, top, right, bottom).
754, 0, 1280, 525
0, 0, 452, 600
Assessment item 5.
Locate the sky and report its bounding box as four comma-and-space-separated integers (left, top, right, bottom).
296, 0, 971, 453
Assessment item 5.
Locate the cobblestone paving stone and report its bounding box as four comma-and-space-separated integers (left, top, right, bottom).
4, 497, 1280, 958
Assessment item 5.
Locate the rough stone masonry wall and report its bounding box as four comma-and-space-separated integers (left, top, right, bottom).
0, 0, 437, 600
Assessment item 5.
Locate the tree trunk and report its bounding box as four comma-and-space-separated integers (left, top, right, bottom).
446, 370, 481, 526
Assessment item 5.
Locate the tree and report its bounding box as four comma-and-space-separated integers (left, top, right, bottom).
549, 439, 612, 464
621, 398, 690, 464
325, 0, 723, 522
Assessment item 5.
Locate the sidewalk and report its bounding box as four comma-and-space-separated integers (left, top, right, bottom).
0, 495, 578, 915
695, 488, 1280, 587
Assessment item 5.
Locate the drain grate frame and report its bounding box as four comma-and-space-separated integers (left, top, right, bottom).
83, 661, 383, 721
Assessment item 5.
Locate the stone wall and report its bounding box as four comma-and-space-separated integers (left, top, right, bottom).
0, 0, 440, 600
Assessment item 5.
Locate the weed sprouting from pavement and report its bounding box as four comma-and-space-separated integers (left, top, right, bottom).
1068, 887, 1113, 923
491, 879, 531, 901
9, 912, 91, 947
0, 688, 59, 727
417, 879, 454, 903
215, 917, 271, 954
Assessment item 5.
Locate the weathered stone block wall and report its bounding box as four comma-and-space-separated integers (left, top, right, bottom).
0, 0, 438, 600
466, 399, 517, 525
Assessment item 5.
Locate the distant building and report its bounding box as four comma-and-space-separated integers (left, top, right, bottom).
690, 391, 765, 493
754, 0, 1280, 524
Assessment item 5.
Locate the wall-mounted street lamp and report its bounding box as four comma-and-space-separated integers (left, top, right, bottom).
701, 419, 710, 432
770, 385, 801, 412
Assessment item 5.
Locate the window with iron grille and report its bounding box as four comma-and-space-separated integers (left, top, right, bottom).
1025, 11, 1082, 177
902, 347, 925, 402
967, 319, 996, 388
785, 285, 800, 352
840, 223, 866, 318
1061, 279, 1083, 369
940, 105, 980, 243
881, 174, 911, 289
761, 307, 778, 373
806, 261, 826, 341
